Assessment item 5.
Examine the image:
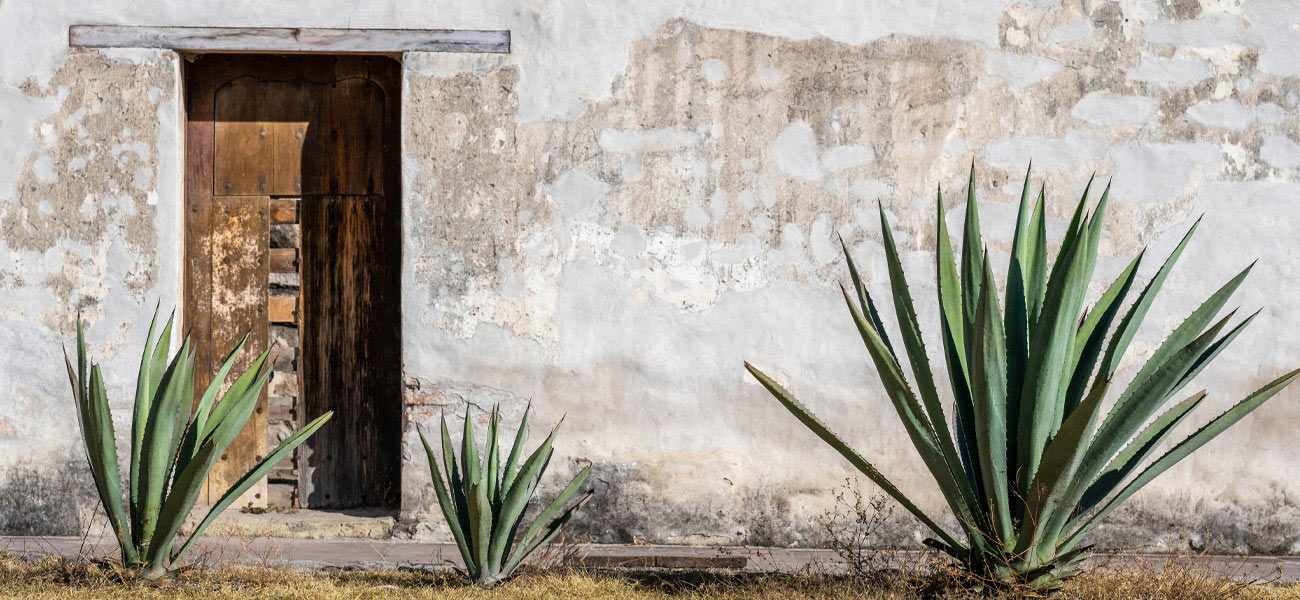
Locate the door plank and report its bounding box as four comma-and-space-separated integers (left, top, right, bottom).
300, 194, 402, 507
184, 58, 219, 504
206, 195, 271, 506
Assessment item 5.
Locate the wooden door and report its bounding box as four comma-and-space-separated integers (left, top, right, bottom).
184, 54, 402, 508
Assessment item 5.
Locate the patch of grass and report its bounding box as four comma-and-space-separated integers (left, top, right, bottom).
0, 553, 1294, 599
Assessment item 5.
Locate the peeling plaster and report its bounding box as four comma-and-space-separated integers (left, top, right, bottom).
396, 11, 1300, 551
4, 0, 1300, 553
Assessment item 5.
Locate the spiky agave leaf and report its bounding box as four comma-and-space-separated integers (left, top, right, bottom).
423, 405, 591, 585
747, 164, 1298, 589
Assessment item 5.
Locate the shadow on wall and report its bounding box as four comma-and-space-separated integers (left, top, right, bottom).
0, 457, 94, 535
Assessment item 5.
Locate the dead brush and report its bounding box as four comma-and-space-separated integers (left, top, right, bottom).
1060, 554, 1281, 600
816, 481, 958, 597
817, 482, 899, 581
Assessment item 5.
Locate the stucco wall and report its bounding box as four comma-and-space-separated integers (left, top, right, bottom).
4, 0, 1300, 553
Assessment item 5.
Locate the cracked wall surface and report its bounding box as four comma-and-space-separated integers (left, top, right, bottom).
4, 0, 1300, 553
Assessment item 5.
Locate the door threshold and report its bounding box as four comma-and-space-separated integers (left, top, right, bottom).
182, 507, 397, 540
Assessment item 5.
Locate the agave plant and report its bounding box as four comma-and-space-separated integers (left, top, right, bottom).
746, 166, 1299, 589
420, 405, 591, 586
66, 307, 332, 580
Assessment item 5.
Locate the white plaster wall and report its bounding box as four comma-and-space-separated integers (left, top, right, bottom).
1, 0, 1299, 551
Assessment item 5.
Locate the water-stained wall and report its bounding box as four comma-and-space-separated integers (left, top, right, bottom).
4, 0, 1300, 553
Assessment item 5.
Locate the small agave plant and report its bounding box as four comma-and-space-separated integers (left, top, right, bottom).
746, 166, 1299, 589
420, 405, 591, 586
67, 307, 332, 580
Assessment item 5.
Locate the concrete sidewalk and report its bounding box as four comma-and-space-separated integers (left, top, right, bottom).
4, 536, 1300, 583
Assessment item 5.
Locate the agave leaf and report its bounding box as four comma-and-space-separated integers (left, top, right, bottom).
172, 412, 332, 566
501, 492, 593, 577
935, 189, 983, 512
461, 406, 481, 497
441, 415, 472, 546
968, 255, 1014, 545
1062, 253, 1142, 415
839, 284, 987, 540
506, 465, 591, 567
161, 350, 196, 498
1016, 198, 1096, 489
86, 364, 138, 563
960, 167, 983, 335
745, 363, 964, 550
136, 337, 193, 556
130, 308, 163, 540
1025, 189, 1048, 331
420, 429, 473, 571
1006, 165, 1036, 300
1076, 391, 1205, 516
935, 188, 968, 381
1004, 167, 1036, 488
466, 480, 492, 576
841, 235, 895, 357
1065, 368, 1300, 552
1096, 219, 1200, 383
500, 406, 531, 501
488, 421, 562, 572
878, 209, 976, 516
486, 407, 501, 510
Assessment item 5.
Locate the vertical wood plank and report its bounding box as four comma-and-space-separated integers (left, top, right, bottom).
206, 195, 271, 506
300, 194, 401, 508
183, 57, 218, 505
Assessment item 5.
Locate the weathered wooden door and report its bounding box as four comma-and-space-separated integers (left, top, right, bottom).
184, 54, 402, 508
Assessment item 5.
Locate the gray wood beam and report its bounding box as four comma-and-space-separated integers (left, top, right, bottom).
69, 25, 510, 54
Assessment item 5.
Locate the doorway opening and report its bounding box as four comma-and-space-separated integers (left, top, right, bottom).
182, 54, 402, 509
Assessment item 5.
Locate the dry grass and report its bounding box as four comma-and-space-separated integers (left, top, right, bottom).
0, 554, 1297, 600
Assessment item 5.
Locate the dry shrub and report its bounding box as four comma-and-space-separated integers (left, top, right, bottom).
1058, 554, 1289, 600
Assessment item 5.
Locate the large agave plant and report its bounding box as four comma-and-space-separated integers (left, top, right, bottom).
746, 166, 1299, 589
420, 405, 591, 586
66, 307, 332, 579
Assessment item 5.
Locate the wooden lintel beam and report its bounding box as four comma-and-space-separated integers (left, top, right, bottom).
69, 25, 510, 54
